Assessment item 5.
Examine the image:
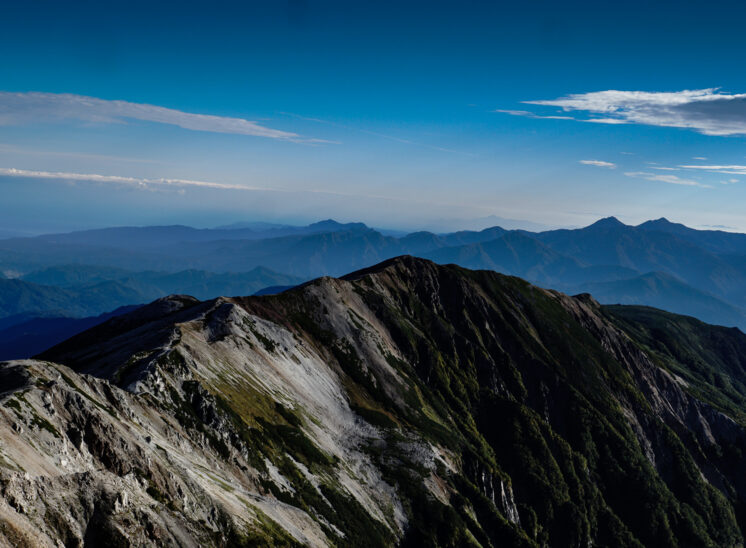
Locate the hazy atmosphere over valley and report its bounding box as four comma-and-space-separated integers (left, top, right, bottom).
4, 1, 746, 547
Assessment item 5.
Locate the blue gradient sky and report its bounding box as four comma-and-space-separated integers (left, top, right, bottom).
4, 0, 746, 233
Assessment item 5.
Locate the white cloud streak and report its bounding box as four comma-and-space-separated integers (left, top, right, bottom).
625, 171, 710, 188
679, 164, 746, 175
579, 159, 616, 169
583, 118, 630, 125
0, 91, 323, 142
494, 109, 574, 120
0, 167, 266, 192
520, 88, 746, 136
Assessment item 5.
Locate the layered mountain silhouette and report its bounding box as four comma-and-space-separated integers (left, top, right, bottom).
2, 216, 746, 343
0, 267, 302, 322
2, 257, 746, 545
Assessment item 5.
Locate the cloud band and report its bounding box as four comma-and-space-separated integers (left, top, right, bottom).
0, 91, 316, 141
500, 88, 746, 136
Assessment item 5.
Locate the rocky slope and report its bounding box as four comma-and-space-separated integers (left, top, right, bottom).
2, 256, 746, 546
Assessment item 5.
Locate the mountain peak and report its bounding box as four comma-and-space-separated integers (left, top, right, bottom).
587, 216, 626, 229
308, 219, 368, 231
309, 218, 343, 227
341, 255, 432, 281
641, 217, 674, 226
637, 217, 690, 233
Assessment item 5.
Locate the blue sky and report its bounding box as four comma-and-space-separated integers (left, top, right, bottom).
4, 0, 746, 233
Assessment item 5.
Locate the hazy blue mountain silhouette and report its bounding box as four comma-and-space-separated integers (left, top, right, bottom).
0, 267, 301, 321
2, 217, 746, 329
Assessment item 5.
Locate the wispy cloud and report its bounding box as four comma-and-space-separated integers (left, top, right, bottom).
624, 171, 710, 188
0, 167, 262, 191
494, 109, 574, 120
679, 164, 746, 175
518, 88, 746, 136
0, 91, 324, 142
583, 118, 630, 125
579, 160, 616, 168
699, 224, 739, 230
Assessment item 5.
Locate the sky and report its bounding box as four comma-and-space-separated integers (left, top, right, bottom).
4, 0, 746, 233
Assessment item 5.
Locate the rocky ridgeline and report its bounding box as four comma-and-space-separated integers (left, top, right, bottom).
1, 256, 746, 546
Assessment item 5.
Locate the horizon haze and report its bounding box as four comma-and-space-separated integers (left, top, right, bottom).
5, 1, 746, 233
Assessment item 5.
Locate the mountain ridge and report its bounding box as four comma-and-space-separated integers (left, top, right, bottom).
3, 217, 746, 332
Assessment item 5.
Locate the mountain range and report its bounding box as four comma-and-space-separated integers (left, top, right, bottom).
2, 257, 746, 545
2, 216, 746, 360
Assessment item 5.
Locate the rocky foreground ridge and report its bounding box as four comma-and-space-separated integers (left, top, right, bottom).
2, 256, 746, 546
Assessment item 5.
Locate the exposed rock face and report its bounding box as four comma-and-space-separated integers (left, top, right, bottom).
2, 256, 746, 546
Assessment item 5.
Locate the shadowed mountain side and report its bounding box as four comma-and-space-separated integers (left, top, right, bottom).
604, 304, 746, 424
0, 305, 140, 360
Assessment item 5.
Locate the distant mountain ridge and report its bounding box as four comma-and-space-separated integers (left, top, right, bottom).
0, 267, 303, 322
638, 217, 746, 254
26, 219, 371, 248
2, 216, 746, 330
